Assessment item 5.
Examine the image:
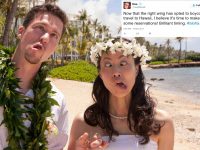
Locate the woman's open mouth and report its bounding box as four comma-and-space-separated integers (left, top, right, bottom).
116, 82, 127, 89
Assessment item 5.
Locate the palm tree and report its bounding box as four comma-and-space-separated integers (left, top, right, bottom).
157, 44, 163, 58
165, 39, 171, 63
67, 24, 79, 61
145, 41, 151, 52
76, 9, 88, 35
184, 38, 187, 62
135, 37, 145, 45
102, 25, 109, 40
1, 0, 18, 46
92, 18, 99, 39
152, 43, 157, 60
0, 14, 5, 36
176, 37, 184, 63
76, 9, 91, 57
117, 26, 121, 35
59, 30, 68, 65
97, 25, 103, 41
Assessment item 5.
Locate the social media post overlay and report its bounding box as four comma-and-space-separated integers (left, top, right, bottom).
121, 0, 200, 37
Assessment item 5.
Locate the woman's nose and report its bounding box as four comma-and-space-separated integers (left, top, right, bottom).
113, 73, 121, 78
112, 67, 121, 78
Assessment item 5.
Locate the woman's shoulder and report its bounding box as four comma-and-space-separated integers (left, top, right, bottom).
71, 113, 103, 136
154, 109, 174, 142
150, 109, 174, 147
72, 113, 88, 130
152, 109, 174, 149
154, 108, 173, 123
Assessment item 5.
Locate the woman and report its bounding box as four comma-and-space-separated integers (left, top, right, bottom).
68, 38, 174, 149
123, 2, 131, 9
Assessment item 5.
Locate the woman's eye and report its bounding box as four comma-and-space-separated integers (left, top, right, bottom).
120, 61, 127, 66
105, 63, 112, 67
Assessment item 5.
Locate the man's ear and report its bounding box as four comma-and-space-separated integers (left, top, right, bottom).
17, 26, 25, 39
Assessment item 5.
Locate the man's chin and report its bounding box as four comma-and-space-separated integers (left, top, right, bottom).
25, 57, 42, 65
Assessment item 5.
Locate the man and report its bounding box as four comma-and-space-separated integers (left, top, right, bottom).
0, 4, 68, 149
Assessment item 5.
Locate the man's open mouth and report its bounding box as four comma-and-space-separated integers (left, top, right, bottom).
33, 44, 43, 50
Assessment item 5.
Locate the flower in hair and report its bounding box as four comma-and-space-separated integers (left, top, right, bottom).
90, 38, 151, 66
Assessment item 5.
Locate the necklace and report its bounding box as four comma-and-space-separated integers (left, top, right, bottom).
0, 48, 58, 149
109, 113, 128, 120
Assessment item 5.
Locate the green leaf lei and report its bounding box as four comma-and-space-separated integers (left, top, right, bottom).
0, 48, 59, 150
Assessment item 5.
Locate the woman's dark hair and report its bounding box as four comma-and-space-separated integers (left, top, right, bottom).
84, 41, 163, 144
23, 3, 68, 34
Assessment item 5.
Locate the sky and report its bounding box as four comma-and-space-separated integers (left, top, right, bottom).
57, 0, 200, 52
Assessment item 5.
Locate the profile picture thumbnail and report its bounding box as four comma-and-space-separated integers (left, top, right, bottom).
123, 2, 131, 9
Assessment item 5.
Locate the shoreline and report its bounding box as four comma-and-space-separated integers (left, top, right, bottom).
149, 61, 200, 69
51, 79, 200, 150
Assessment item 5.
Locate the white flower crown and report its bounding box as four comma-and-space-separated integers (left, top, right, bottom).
90, 38, 151, 66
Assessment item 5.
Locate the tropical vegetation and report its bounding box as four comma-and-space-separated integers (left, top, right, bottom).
49, 60, 97, 82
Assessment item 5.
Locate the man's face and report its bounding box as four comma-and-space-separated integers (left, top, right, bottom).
18, 13, 63, 64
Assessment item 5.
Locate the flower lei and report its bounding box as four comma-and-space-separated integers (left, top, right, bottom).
90, 38, 151, 66
0, 48, 58, 150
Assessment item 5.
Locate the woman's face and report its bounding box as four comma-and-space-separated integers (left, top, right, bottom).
99, 51, 138, 98
124, 2, 130, 9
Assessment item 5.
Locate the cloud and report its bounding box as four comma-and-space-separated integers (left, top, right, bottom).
58, 0, 121, 36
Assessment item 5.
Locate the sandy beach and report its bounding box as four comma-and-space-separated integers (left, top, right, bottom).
50, 78, 200, 150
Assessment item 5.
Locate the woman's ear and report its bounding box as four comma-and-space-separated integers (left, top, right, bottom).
99, 73, 102, 79
17, 26, 25, 39
135, 65, 139, 76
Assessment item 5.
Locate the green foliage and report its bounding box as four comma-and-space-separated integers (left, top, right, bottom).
0, 45, 15, 53
149, 61, 166, 65
150, 59, 193, 65
25, 64, 58, 150
0, 48, 27, 149
154, 54, 166, 61
170, 59, 192, 63
0, 47, 58, 149
187, 54, 200, 61
49, 60, 98, 82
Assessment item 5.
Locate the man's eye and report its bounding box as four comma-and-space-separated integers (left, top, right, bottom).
51, 33, 59, 39
39, 26, 45, 30
105, 63, 112, 67
120, 61, 127, 66
35, 26, 45, 32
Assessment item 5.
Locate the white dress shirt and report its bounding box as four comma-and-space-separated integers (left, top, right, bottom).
0, 83, 68, 150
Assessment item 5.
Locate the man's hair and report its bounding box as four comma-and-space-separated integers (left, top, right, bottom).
23, 4, 68, 34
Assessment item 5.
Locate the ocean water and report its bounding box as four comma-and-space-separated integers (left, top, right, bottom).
143, 67, 200, 103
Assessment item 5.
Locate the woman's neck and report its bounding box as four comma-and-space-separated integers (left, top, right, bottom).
109, 94, 131, 117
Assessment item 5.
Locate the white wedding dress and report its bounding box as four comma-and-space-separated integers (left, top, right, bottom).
102, 135, 157, 150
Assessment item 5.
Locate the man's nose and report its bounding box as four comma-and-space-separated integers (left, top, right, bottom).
41, 32, 49, 44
